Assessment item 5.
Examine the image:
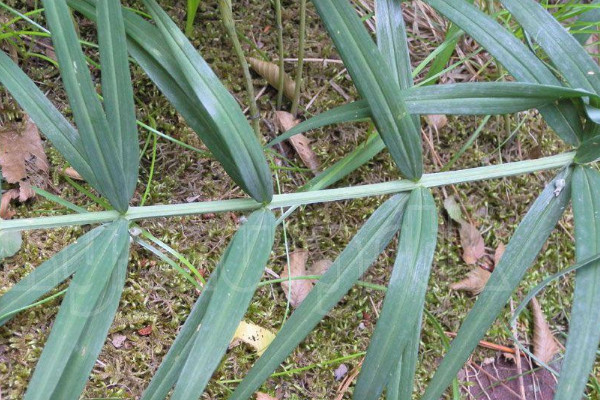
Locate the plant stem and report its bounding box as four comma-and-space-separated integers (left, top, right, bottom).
290, 0, 306, 116
274, 0, 285, 108
0, 152, 575, 232
218, 0, 261, 137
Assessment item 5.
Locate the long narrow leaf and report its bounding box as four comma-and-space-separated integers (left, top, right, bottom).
269, 82, 596, 147
143, 0, 273, 203
0, 50, 98, 189
0, 226, 106, 326
554, 166, 600, 400
42, 0, 129, 212
422, 168, 573, 400
231, 193, 410, 399
354, 187, 438, 400
575, 134, 600, 163
573, 0, 600, 45
500, 0, 600, 95
423, 0, 584, 145
24, 219, 130, 400
312, 0, 423, 180
97, 0, 139, 199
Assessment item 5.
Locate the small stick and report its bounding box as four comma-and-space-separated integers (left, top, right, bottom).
445, 332, 516, 354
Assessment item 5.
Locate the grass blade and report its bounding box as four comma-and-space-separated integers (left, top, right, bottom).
354, 188, 438, 400
312, 0, 423, 180
0, 50, 98, 189
422, 168, 573, 400
270, 83, 595, 146
97, 0, 139, 201
24, 219, 130, 399
0, 226, 106, 326
423, 0, 584, 145
160, 209, 275, 399
185, 0, 201, 36
573, 0, 600, 45
554, 166, 600, 400
501, 0, 600, 96
42, 0, 129, 212
143, 0, 273, 203
231, 193, 410, 399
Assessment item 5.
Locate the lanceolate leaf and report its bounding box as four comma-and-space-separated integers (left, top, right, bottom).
312, 0, 423, 180
42, 0, 130, 212
354, 188, 438, 400
231, 193, 410, 400
500, 0, 600, 95
142, 209, 276, 399
423, 0, 584, 145
269, 83, 596, 147
0, 226, 106, 326
554, 166, 600, 400
573, 0, 600, 45
575, 134, 600, 163
97, 0, 139, 200
24, 219, 130, 400
0, 50, 98, 189
142, 0, 273, 203
422, 168, 573, 400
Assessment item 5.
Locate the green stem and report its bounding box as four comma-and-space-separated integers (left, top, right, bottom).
218, 0, 261, 138
290, 0, 306, 116
0, 152, 575, 232
274, 0, 285, 108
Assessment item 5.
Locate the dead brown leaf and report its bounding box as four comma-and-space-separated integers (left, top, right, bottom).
248, 57, 296, 100
274, 111, 320, 173
111, 334, 127, 349
0, 117, 48, 206
255, 393, 278, 400
281, 249, 313, 308
426, 114, 448, 131
450, 267, 491, 295
63, 167, 84, 181
530, 297, 560, 364
308, 259, 333, 284
494, 242, 506, 267
0, 189, 19, 219
459, 221, 485, 264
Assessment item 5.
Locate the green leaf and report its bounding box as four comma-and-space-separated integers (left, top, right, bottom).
0, 50, 98, 189
573, 0, 600, 45
554, 166, 600, 400
422, 168, 573, 400
0, 226, 106, 326
387, 315, 423, 400
423, 0, 584, 145
500, 0, 600, 95
354, 187, 438, 400
42, 0, 130, 212
141, 209, 276, 399
142, 0, 273, 203
0, 230, 22, 260
97, 0, 139, 201
185, 0, 201, 36
24, 219, 130, 400
575, 134, 600, 163
231, 193, 410, 399
269, 82, 595, 147
312, 0, 423, 180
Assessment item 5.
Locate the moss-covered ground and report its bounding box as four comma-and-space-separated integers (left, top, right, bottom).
0, 0, 598, 399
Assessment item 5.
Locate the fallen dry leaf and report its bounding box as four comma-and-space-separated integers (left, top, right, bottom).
63, 167, 84, 181
443, 196, 464, 223
308, 259, 333, 284
494, 242, 506, 267
275, 111, 320, 173
459, 221, 485, 265
450, 267, 491, 295
530, 297, 560, 364
248, 57, 296, 100
111, 334, 127, 349
0, 188, 19, 219
426, 114, 448, 131
281, 249, 313, 308
231, 321, 276, 356
334, 363, 349, 381
137, 325, 152, 336
0, 117, 48, 207
255, 393, 277, 400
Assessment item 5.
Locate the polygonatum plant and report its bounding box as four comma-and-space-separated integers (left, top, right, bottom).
0, 0, 599, 399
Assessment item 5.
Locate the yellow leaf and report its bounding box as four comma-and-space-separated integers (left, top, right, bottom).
231, 321, 276, 356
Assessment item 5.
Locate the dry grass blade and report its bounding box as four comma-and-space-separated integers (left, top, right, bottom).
530, 297, 560, 365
